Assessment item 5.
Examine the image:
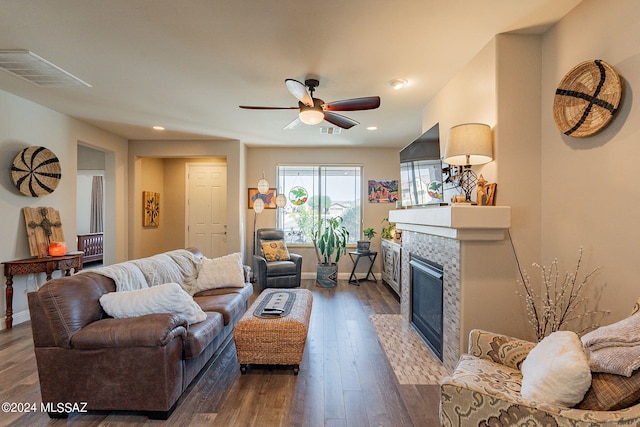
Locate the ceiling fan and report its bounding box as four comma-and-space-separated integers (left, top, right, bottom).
239, 78, 381, 130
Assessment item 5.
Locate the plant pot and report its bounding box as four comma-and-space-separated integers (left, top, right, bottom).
357, 240, 371, 253
316, 263, 338, 288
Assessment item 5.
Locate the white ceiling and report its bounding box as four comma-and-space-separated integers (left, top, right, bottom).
0, 0, 581, 148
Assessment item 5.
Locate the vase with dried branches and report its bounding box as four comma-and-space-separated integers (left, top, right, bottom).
515, 247, 609, 342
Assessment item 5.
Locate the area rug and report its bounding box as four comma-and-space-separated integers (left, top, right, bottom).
369, 314, 449, 385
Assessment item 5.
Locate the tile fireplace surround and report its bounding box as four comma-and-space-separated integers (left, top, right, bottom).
389, 205, 516, 372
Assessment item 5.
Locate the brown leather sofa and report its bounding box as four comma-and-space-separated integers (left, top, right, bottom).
27, 248, 253, 419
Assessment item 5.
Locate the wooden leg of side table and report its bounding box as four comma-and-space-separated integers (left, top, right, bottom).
5, 276, 13, 329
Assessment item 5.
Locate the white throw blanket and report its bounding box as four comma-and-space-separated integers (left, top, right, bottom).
90, 249, 202, 294
91, 261, 149, 292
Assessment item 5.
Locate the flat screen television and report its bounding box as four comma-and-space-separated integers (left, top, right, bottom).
399, 123, 443, 207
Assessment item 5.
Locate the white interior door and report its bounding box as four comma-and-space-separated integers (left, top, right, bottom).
186, 164, 227, 258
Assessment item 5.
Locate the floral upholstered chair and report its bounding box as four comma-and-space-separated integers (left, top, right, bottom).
440, 329, 640, 426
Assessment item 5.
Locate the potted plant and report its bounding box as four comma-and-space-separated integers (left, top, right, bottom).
313, 216, 349, 288
357, 227, 377, 253
381, 217, 396, 239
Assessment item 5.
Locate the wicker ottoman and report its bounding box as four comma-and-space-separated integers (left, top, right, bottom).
233, 288, 312, 375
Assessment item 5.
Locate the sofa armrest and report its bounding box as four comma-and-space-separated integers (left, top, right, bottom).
70, 313, 188, 349
253, 254, 268, 286
468, 329, 536, 370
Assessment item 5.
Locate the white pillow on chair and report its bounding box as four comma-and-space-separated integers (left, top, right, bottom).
521, 331, 592, 407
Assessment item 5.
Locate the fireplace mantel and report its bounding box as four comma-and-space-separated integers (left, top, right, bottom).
388, 205, 511, 240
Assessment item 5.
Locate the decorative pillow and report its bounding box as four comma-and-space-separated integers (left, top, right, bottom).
195, 252, 245, 292
520, 331, 592, 407
99, 282, 206, 325
582, 312, 640, 376
260, 239, 290, 262
576, 369, 640, 411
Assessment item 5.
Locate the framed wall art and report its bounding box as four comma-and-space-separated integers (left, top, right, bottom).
368, 180, 398, 203
143, 191, 160, 227
248, 188, 277, 209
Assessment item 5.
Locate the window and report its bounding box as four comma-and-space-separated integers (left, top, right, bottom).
277, 165, 362, 245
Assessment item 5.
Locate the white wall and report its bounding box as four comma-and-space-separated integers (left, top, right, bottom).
0, 89, 128, 329
540, 0, 640, 323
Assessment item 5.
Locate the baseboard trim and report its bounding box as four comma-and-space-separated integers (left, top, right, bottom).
0, 309, 30, 330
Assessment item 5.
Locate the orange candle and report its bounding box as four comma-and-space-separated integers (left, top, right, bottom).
48, 242, 67, 256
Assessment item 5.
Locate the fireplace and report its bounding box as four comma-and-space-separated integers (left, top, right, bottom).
410, 254, 444, 360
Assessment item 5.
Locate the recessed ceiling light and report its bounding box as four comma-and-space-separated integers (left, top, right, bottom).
367, 126, 378, 131
152, 126, 165, 131
388, 78, 408, 90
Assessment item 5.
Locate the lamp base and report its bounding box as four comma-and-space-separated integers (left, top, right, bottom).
459, 167, 478, 202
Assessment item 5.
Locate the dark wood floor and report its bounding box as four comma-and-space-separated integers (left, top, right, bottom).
0, 279, 441, 427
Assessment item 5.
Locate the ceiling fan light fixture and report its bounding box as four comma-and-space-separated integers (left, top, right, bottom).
388, 78, 408, 90
299, 106, 324, 125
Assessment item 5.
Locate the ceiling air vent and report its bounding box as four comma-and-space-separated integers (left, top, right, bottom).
320, 126, 341, 135
0, 49, 91, 87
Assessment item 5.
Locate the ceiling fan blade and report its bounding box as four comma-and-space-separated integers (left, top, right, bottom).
283, 117, 302, 130
323, 96, 381, 112
324, 112, 359, 129
239, 105, 298, 110
285, 79, 313, 107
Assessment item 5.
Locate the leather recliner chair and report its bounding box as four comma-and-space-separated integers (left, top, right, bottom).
253, 228, 302, 290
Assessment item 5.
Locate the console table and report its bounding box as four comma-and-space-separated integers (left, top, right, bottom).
2, 252, 83, 329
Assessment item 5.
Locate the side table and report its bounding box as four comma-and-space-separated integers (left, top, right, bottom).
2, 252, 83, 329
348, 251, 377, 285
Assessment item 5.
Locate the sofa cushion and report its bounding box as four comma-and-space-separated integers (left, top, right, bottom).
183, 312, 225, 359
99, 282, 207, 325
194, 282, 253, 302
521, 331, 591, 407
71, 313, 188, 349
260, 239, 290, 262
194, 293, 245, 325
576, 369, 640, 410
265, 260, 297, 277
195, 252, 245, 292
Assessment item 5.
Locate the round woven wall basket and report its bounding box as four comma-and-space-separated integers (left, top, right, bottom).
11, 146, 62, 197
553, 59, 622, 137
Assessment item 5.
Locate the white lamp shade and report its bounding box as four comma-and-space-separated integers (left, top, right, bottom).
275, 193, 287, 208
443, 123, 493, 166
253, 198, 265, 213
257, 178, 269, 194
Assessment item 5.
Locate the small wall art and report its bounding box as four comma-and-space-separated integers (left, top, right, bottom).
143, 191, 160, 227
248, 188, 277, 209
368, 180, 398, 203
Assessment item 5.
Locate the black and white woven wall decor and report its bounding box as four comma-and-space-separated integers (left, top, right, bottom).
553, 59, 622, 137
11, 146, 62, 197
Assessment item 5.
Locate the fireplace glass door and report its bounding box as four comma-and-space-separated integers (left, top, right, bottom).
410, 255, 444, 360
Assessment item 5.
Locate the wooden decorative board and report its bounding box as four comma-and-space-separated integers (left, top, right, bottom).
23, 207, 65, 257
